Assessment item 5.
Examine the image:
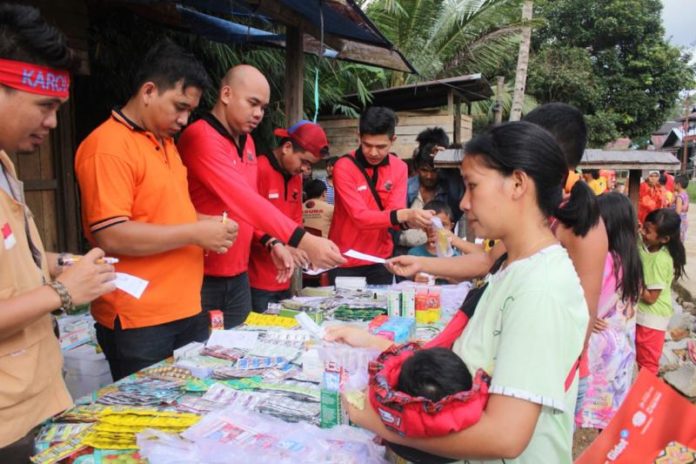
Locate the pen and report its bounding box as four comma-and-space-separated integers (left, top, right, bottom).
58, 256, 119, 266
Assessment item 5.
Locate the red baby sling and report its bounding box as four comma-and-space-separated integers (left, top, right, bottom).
368, 254, 581, 438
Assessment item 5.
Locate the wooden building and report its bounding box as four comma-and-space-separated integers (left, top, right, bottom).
11, 0, 416, 253
319, 74, 491, 158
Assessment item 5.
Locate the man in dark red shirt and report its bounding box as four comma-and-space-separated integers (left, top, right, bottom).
328, 107, 433, 285
178, 65, 344, 328
249, 121, 330, 312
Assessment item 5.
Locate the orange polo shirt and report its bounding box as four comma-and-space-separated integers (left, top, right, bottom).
75, 110, 203, 329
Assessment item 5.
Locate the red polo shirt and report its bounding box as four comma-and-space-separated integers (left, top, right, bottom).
248, 154, 303, 291
178, 114, 306, 277
328, 149, 407, 268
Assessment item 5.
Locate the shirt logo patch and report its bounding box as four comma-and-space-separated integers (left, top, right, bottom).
2, 223, 16, 250
357, 185, 368, 192
384, 181, 393, 192
268, 190, 280, 199
292, 191, 299, 201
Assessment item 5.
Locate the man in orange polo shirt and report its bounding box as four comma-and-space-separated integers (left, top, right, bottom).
0, 5, 116, 461
75, 41, 238, 380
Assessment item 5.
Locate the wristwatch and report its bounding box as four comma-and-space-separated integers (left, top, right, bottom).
47, 280, 74, 313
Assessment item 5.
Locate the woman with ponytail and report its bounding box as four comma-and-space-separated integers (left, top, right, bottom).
636, 208, 686, 374
328, 122, 589, 463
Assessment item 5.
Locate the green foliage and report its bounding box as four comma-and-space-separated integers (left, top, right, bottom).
364, 0, 529, 86
82, 8, 385, 151
528, 0, 696, 147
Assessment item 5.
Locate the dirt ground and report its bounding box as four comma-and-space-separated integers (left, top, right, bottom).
572, 428, 600, 460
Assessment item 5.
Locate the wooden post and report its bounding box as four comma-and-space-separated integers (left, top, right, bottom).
628, 169, 641, 213
284, 26, 304, 125
454, 95, 462, 144
285, 25, 305, 295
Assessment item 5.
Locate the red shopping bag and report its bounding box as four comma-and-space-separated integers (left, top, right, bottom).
575, 369, 696, 464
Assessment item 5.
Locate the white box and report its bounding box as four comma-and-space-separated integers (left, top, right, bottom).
62, 344, 112, 399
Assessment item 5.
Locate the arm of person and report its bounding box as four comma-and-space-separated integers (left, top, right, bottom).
676, 195, 684, 214
640, 288, 661, 305
0, 249, 115, 340
179, 132, 306, 247
93, 218, 236, 256
387, 241, 503, 280
76, 150, 236, 256
448, 233, 484, 255
556, 219, 608, 344
347, 392, 540, 460
333, 158, 433, 230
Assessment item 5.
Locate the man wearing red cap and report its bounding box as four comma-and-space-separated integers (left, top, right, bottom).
178, 66, 344, 328
249, 121, 330, 311
0, 5, 116, 461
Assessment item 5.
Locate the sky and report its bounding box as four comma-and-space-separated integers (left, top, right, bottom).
662, 0, 696, 50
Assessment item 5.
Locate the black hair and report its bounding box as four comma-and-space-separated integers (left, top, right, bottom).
397, 348, 472, 402
523, 103, 587, 169
278, 137, 304, 153
131, 39, 210, 97
0, 4, 77, 71
659, 173, 668, 186
464, 121, 599, 236
359, 106, 398, 138
423, 199, 453, 222
416, 127, 450, 150
585, 169, 600, 180
644, 208, 686, 281
326, 156, 339, 167
597, 193, 643, 303
304, 178, 326, 200
414, 151, 436, 170
676, 174, 689, 189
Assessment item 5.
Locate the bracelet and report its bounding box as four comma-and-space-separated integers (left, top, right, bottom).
266, 239, 282, 251
47, 280, 74, 313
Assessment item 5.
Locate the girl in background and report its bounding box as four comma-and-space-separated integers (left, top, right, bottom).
636, 208, 686, 374
674, 175, 689, 242
577, 193, 642, 429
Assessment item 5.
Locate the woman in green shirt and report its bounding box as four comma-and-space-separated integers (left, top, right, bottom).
327, 121, 594, 464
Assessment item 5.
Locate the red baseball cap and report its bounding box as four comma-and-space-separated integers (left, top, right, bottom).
274, 120, 330, 159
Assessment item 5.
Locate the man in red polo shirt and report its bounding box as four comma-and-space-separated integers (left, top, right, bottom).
329, 106, 434, 285
249, 120, 330, 312
178, 65, 344, 328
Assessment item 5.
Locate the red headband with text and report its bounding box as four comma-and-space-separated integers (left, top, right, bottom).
0, 58, 70, 98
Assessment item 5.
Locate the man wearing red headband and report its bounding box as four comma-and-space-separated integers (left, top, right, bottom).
248, 121, 331, 312
0, 5, 116, 462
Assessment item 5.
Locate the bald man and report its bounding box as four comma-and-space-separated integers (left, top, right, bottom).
178, 65, 344, 328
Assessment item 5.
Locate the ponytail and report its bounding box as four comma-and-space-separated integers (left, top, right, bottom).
554, 181, 599, 237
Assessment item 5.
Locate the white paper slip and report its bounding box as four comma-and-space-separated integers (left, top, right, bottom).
207, 330, 259, 350
302, 267, 329, 276
294, 312, 326, 339
344, 249, 386, 264
115, 272, 149, 299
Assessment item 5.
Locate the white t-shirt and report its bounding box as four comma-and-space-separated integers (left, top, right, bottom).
452, 244, 588, 464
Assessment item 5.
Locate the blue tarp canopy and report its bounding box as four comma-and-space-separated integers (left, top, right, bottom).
117, 0, 415, 72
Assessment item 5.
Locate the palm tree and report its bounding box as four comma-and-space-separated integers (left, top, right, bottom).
509, 0, 533, 121
363, 0, 529, 88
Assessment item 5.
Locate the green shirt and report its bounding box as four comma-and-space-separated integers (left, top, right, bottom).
637, 243, 674, 330
452, 245, 588, 464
